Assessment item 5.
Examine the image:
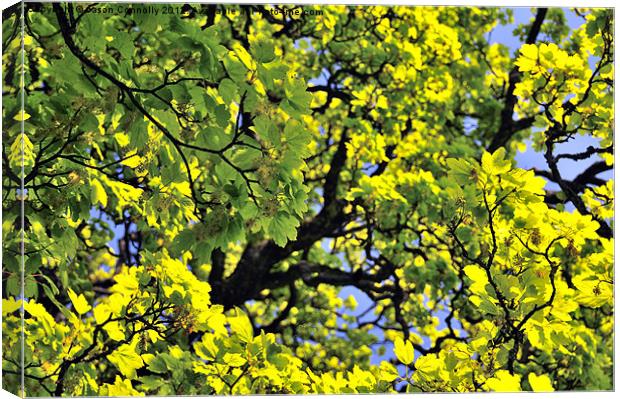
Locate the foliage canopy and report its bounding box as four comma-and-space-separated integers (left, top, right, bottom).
1, 2, 614, 395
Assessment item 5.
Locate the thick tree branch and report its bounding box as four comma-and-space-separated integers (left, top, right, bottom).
488, 8, 547, 152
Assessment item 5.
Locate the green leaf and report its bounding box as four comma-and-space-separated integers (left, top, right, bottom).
223, 55, 247, 83
200, 126, 226, 149
42, 283, 72, 319
155, 110, 180, 136
24, 275, 38, 299
146, 355, 169, 374
252, 40, 276, 63
6, 274, 20, 297
199, 44, 218, 80
446, 157, 475, 185
81, 113, 100, 132
214, 104, 230, 128
284, 119, 311, 157
268, 211, 299, 247
253, 115, 280, 147
282, 80, 312, 117
218, 78, 238, 103
113, 32, 134, 60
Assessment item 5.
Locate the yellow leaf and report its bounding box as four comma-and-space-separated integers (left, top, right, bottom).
103, 321, 125, 341
232, 43, 255, 70
67, 288, 91, 315
376, 95, 388, 109
515, 43, 539, 72
228, 308, 254, 343
379, 361, 400, 381
481, 148, 511, 176
114, 133, 130, 147
528, 373, 554, 392
93, 303, 113, 325
102, 376, 144, 396
393, 337, 414, 365
91, 178, 108, 207
147, 329, 161, 343
13, 112, 31, 121
24, 302, 55, 335
121, 154, 142, 168
414, 353, 441, 376
141, 353, 155, 364
9, 134, 35, 167
464, 265, 488, 294
106, 342, 144, 379
223, 352, 247, 367
486, 370, 521, 392
2, 298, 21, 314
195, 334, 218, 360
344, 295, 358, 310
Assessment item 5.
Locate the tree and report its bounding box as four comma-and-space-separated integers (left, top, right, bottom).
1, 2, 613, 395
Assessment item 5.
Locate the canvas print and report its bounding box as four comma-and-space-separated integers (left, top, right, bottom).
1, 1, 614, 396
